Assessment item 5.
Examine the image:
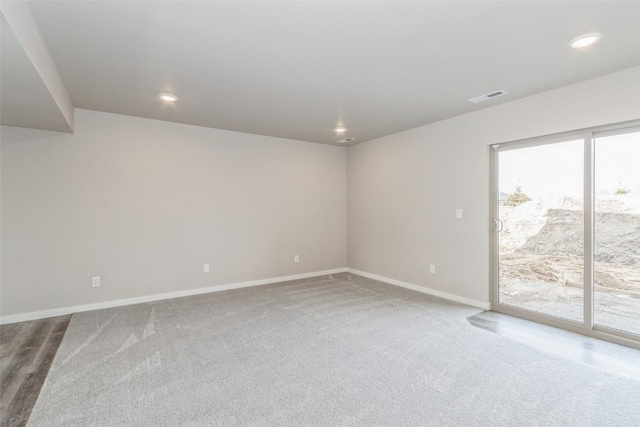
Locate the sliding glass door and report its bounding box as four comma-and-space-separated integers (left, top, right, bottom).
496, 138, 585, 322
593, 130, 640, 336
491, 124, 640, 345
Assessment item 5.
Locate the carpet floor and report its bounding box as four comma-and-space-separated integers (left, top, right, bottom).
27, 273, 640, 426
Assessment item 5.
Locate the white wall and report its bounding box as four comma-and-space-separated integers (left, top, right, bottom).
347, 66, 640, 306
3, 67, 639, 320
1, 109, 347, 318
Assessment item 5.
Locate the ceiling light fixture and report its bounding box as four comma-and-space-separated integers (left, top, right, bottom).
570, 33, 601, 49
335, 126, 347, 133
159, 93, 178, 102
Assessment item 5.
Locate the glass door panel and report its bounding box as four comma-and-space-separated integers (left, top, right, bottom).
497, 140, 584, 322
594, 130, 640, 336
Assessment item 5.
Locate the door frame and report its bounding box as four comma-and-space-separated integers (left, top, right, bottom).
489, 120, 640, 350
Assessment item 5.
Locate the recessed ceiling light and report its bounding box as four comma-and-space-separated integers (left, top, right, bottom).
335, 126, 347, 133
159, 93, 178, 102
570, 33, 601, 49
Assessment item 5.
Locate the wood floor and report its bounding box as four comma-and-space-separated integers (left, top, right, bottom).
0, 315, 71, 427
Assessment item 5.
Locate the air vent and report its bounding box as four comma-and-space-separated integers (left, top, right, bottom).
338, 137, 355, 143
468, 90, 508, 104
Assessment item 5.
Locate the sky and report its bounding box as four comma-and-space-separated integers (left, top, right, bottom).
499, 131, 640, 198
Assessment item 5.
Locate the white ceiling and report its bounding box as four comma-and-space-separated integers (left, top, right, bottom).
2, 1, 640, 145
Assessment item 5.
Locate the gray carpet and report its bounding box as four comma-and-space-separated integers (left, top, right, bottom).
27, 273, 640, 426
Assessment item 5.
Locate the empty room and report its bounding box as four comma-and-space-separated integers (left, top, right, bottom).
1, 1, 640, 426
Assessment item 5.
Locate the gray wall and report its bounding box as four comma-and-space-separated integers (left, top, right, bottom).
1, 109, 347, 316
2, 67, 639, 319
347, 66, 640, 305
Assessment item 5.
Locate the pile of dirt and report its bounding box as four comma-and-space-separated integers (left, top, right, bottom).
499, 194, 640, 265
517, 209, 640, 266
498, 194, 640, 293
498, 195, 582, 253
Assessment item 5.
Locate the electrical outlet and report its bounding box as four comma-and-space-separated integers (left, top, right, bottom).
429, 265, 435, 274
456, 209, 463, 219
294, 255, 300, 263
92, 276, 100, 287
204, 264, 210, 273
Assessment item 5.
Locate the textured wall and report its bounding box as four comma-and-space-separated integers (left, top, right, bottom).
1, 109, 347, 316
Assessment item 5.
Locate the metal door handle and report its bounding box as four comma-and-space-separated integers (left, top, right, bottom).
493, 218, 503, 233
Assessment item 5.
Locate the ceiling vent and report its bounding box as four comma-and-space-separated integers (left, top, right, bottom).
468, 90, 508, 104
338, 137, 355, 143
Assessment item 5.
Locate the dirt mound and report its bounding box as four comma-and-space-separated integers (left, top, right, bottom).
498, 195, 582, 253
499, 194, 640, 258
517, 209, 640, 266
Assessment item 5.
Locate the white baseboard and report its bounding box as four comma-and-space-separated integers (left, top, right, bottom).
346, 268, 490, 310
1, 267, 488, 324
0, 268, 348, 325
